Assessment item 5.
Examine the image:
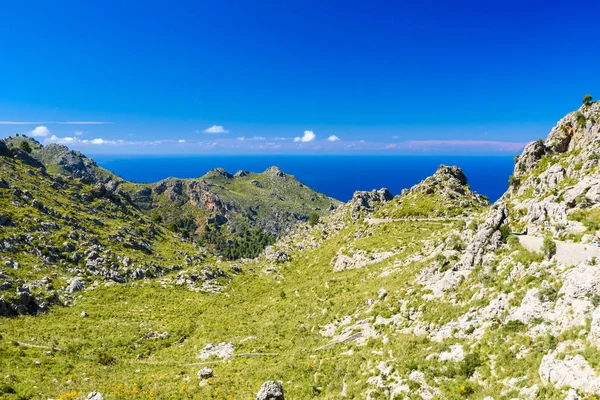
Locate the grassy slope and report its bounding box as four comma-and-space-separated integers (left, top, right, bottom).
0, 154, 201, 306
0, 217, 454, 399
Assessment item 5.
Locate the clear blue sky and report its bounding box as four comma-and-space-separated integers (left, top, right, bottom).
0, 0, 598, 154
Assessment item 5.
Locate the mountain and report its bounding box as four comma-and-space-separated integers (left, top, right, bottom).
2, 136, 340, 255
3, 101, 600, 399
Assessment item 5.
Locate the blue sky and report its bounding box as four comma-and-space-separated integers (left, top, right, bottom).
0, 0, 598, 154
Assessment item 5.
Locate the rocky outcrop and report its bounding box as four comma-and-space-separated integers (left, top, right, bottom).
332, 249, 395, 272
459, 204, 507, 268
256, 381, 285, 400
350, 188, 393, 217
197, 342, 234, 360
540, 351, 600, 394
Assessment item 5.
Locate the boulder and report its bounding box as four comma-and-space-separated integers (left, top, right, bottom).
65, 277, 85, 293
197, 367, 213, 379
86, 392, 104, 400
256, 381, 284, 400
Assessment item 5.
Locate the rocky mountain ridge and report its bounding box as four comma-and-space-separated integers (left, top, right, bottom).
2, 136, 339, 243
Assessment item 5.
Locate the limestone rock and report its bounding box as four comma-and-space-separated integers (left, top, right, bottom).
539, 351, 600, 393
65, 277, 85, 293
197, 342, 234, 360
86, 392, 104, 400
256, 380, 284, 400
350, 188, 393, 217
197, 367, 213, 379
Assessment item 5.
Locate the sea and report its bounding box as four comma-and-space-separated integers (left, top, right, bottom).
92, 155, 515, 203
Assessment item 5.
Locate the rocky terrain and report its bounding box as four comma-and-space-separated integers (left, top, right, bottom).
2, 136, 339, 256
3, 101, 600, 399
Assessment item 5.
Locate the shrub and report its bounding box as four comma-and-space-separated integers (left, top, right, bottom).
308, 212, 320, 226
537, 285, 558, 303
151, 212, 163, 223
541, 236, 557, 259
507, 235, 520, 247
508, 175, 520, 187
574, 111, 587, 128
19, 141, 32, 153
97, 351, 117, 366
503, 319, 526, 333
459, 353, 482, 377
447, 234, 464, 251
583, 94, 593, 105
499, 225, 511, 242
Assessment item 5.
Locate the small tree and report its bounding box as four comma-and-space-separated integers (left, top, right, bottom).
19, 141, 32, 153
583, 94, 593, 106
541, 236, 557, 259
308, 212, 320, 226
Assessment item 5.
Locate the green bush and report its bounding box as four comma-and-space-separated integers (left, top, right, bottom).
541, 236, 557, 259
459, 353, 482, 377
574, 111, 587, 128
19, 141, 32, 153
308, 212, 320, 226
583, 94, 593, 105
503, 319, 526, 333
537, 285, 558, 302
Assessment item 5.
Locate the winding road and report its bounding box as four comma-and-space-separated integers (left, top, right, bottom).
517, 235, 600, 265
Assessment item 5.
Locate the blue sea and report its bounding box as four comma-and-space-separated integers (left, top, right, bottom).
92, 155, 514, 203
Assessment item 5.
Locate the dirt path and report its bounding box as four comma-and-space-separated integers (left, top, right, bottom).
518, 235, 600, 265
365, 217, 462, 224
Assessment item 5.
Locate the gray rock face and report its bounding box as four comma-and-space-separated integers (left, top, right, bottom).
459, 205, 507, 268
256, 381, 284, 400
514, 140, 546, 178
539, 351, 600, 393
351, 188, 393, 217
433, 165, 468, 185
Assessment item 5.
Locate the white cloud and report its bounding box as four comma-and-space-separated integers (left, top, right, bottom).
74, 130, 84, 136
89, 138, 117, 145
327, 135, 340, 141
45, 135, 78, 144
294, 130, 316, 143
178, 139, 186, 143
30, 125, 50, 137
203, 125, 229, 134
